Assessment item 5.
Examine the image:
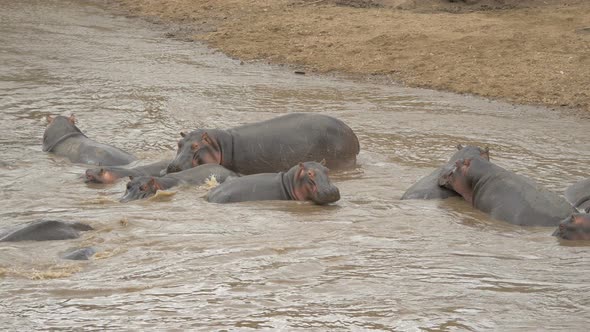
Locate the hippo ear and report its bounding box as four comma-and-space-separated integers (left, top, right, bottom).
456, 144, 463, 150
46, 115, 54, 123
68, 114, 76, 124
98, 168, 105, 176
201, 132, 214, 145
180, 131, 186, 138
319, 159, 327, 166
128, 176, 134, 180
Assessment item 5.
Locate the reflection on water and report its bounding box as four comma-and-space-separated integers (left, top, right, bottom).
0, 0, 589, 330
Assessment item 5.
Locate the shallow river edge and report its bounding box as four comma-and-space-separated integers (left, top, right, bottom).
111, 0, 590, 113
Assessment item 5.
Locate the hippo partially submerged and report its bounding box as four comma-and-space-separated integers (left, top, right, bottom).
564, 178, 590, 213
120, 164, 237, 202
553, 213, 590, 241
0, 220, 93, 242
401, 144, 490, 200
43, 115, 136, 166
439, 158, 573, 227
85, 159, 171, 184
207, 161, 340, 205
166, 113, 359, 175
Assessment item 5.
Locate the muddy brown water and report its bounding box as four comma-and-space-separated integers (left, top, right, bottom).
1, 0, 589, 330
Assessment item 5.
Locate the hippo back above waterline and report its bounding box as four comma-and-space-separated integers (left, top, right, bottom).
43, 115, 136, 166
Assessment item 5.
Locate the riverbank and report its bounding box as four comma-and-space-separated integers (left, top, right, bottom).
113, 0, 590, 112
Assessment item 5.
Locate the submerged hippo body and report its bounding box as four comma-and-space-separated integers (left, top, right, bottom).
43, 115, 136, 166
439, 158, 574, 227
120, 164, 237, 202
564, 178, 590, 213
85, 159, 171, 184
401, 144, 490, 200
61, 247, 97, 260
207, 161, 340, 205
553, 213, 590, 241
166, 113, 360, 175
0, 220, 93, 242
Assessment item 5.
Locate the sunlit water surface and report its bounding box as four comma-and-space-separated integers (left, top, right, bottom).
0, 0, 589, 330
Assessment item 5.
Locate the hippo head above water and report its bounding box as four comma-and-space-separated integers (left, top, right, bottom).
120, 176, 168, 202
438, 158, 477, 205
43, 114, 84, 152
166, 130, 221, 174
553, 213, 590, 241
291, 160, 340, 205
85, 168, 118, 184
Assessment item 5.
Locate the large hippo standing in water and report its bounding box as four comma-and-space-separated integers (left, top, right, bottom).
43, 115, 136, 166
165, 113, 360, 175
564, 178, 590, 213
85, 159, 171, 184
401, 144, 490, 200
438, 158, 573, 226
120, 164, 237, 202
207, 161, 340, 205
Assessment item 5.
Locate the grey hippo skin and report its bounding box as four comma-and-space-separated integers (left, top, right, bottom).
0, 220, 93, 242
439, 158, 574, 226
61, 247, 97, 260
120, 164, 237, 202
85, 159, 172, 184
166, 113, 360, 175
207, 161, 340, 205
401, 144, 490, 200
553, 213, 590, 241
43, 115, 136, 166
564, 178, 590, 213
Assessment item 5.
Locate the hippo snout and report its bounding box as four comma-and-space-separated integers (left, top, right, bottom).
85, 169, 97, 183
313, 186, 341, 205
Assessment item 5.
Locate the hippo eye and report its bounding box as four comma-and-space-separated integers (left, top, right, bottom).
126, 183, 132, 190
191, 142, 199, 150
178, 141, 183, 148
140, 184, 148, 191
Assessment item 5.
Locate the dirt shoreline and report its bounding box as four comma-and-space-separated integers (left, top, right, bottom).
113, 0, 590, 112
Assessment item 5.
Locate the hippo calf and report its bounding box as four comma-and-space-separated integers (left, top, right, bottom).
120, 164, 237, 202
439, 158, 574, 227
85, 159, 171, 184
564, 178, 590, 213
43, 115, 136, 166
401, 144, 490, 200
553, 213, 590, 241
207, 161, 340, 205
166, 113, 360, 175
0, 220, 93, 242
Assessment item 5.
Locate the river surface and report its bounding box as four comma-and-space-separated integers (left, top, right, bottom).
1, 0, 589, 330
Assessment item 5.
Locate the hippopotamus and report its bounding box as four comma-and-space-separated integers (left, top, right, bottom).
0, 220, 93, 242
43, 115, 136, 166
165, 113, 359, 175
438, 158, 574, 226
207, 161, 340, 205
120, 164, 237, 202
553, 213, 590, 241
401, 144, 490, 200
85, 159, 171, 184
61, 247, 97, 260
564, 178, 590, 213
